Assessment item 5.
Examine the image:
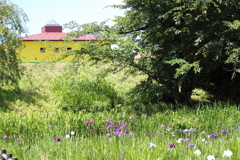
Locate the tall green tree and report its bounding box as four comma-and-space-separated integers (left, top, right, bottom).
64, 0, 240, 105
0, 0, 28, 89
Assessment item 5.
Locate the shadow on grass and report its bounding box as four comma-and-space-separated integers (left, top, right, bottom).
126, 96, 240, 116
0, 88, 46, 112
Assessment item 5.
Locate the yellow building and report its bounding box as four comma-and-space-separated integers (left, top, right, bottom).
18, 20, 96, 62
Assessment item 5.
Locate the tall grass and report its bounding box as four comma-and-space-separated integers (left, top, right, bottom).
51, 71, 121, 112
1, 105, 240, 159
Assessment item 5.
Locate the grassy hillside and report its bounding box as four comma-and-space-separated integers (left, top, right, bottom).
0, 63, 239, 159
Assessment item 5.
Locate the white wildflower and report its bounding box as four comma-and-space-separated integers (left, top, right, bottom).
66, 134, 70, 138
194, 149, 201, 156
223, 150, 233, 158
177, 138, 183, 143
207, 155, 215, 160
149, 142, 156, 149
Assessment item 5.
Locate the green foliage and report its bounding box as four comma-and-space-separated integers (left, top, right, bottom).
64, 0, 240, 105
0, 0, 28, 91
52, 70, 122, 112
1, 103, 240, 159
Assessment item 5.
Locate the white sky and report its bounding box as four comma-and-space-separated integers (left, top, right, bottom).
10, 0, 124, 35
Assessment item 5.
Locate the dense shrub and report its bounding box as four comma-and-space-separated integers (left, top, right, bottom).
52, 73, 122, 112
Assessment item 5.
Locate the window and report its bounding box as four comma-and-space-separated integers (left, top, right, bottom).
67, 47, 72, 50
40, 48, 45, 53
54, 48, 59, 53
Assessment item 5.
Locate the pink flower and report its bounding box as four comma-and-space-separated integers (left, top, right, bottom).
168, 143, 175, 148
86, 120, 95, 123
16, 138, 21, 141
3, 136, 8, 140
146, 133, 153, 136
89, 129, 94, 132
120, 125, 127, 128
54, 137, 61, 141
104, 119, 114, 123
106, 133, 111, 137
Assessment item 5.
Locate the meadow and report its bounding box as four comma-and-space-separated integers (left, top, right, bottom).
0, 63, 239, 160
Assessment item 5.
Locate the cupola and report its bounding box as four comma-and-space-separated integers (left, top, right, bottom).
41, 19, 62, 33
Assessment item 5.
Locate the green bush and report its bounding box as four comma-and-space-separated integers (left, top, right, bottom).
52, 73, 122, 112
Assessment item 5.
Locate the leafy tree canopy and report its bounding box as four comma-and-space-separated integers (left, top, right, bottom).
0, 0, 28, 89
64, 0, 240, 105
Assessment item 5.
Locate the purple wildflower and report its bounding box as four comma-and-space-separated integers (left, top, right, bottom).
120, 125, 127, 128
106, 133, 111, 137
189, 128, 195, 132
201, 130, 206, 134
188, 144, 195, 147
129, 118, 135, 121
89, 129, 94, 132
129, 132, 134, 136
85, 120, 95, 123
113, 126, 119, 129
221, 129, 228, 134
114, 131, 120, 135
117, 121, 122, 124
168, 143, 175, 148
208, 133, 218, 138
183, 128, 195, 134
16, 138, 21, 141
167, 124, 172, 127
217, 121, 222, 123
238, 125, 240, 129
106, 126, 113, 129
104, 119, 113, 123
114, 131, 125, 136
54, 137, 61, 141
183, 129, 190, 134
160, 125, 164, 128
3, 136, 8, 140
185, 138, 191, 142
123, 130, 129, 133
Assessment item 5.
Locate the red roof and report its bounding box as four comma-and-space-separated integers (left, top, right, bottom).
21, 32, 97, 41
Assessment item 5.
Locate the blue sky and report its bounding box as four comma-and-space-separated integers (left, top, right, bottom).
10, 0, 124, 35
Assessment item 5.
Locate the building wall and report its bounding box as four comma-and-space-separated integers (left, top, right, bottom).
17, 41, 84, 62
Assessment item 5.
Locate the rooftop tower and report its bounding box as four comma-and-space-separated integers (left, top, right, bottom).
41, 19, 62, 33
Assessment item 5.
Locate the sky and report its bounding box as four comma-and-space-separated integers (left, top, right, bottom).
10, 0, 124, 35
